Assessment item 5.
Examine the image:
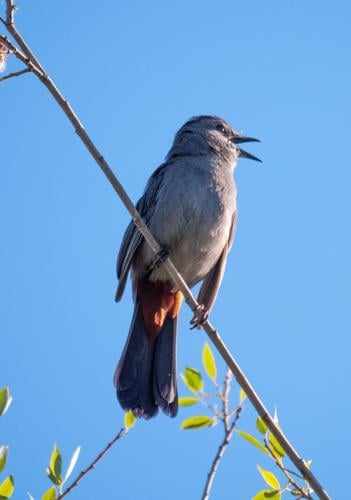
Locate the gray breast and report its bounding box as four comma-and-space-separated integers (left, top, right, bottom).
134, 157, 236, 287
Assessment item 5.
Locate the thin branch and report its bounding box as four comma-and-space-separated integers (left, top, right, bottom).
4, 0, 45, 72
197, 394, 220, 418
0, 34, 41, 72
57, 428, 126, 499
1, 3, 331, 499
284, 467, 305, 480
0, 66, 30, 81
202, 369, 239, 500
202, 406, 242, 500
264, 437, 312, 499
222, 367, 232, 433
5, 0, 15, 24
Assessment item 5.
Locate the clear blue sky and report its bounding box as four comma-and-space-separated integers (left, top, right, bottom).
1, 1, 350, 498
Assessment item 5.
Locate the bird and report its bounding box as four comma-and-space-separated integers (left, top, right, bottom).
114, 115, 260, 419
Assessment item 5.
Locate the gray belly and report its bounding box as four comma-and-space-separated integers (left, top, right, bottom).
134, 180, 236, 287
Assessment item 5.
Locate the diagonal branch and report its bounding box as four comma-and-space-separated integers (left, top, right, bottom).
0, 66, 30, 82
57, 428, 126, 499
1, 3, 331, 499
0, 34, 41, 72
3, 0, 45, 72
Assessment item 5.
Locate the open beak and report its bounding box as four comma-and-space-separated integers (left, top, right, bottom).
231, 135, 262, 163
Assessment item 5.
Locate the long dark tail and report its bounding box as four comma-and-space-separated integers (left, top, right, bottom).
114, 302, 178, 419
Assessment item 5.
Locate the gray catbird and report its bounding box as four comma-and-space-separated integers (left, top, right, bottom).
114, 115, 260, 419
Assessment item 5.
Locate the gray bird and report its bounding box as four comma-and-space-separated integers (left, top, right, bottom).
114, 115, 260, 419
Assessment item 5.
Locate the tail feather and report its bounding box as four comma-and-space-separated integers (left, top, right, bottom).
114, 301, 178, 419
153, 316, 178, 417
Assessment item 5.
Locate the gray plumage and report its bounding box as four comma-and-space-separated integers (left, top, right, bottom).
114, 115, 260, 419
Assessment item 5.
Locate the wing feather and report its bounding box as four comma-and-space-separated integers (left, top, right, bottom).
196, 212, 237, 312
115, 164, 169, 301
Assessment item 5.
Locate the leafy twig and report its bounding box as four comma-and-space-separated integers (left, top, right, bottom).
57, 428, 126, 499
264, 437, 312, 499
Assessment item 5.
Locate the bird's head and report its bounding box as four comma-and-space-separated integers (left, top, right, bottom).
168, 115, 261, 165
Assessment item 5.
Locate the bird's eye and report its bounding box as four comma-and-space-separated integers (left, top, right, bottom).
216, 124, 226, 134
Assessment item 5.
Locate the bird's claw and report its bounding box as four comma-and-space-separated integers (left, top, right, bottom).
190, 305, 209, 330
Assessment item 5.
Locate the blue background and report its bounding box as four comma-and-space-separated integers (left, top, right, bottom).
1, 1, 350, 498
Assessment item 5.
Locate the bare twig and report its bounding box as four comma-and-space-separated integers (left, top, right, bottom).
197, 394, 220, 417
222, 367, 232, 432
57, 428, 126, 499
202, 403, 242, 500
1, 3, 331, 499
0, 66, 30, 81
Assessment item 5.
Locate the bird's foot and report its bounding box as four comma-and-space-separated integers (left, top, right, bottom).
146, 247, 169, 275
190, 304, 209, 330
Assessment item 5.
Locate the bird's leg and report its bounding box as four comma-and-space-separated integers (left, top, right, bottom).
146, 247, 169, 276
190, 304, 209, 330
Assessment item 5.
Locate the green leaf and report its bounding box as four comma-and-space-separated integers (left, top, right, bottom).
46, 469, 58, 486
257, 465, 280, 489
290, 490, 303, 497
202, 343, 217, 381
268, 433, 286, 458
178, 397, 198, 406
183, 368, 203, 391
256, 417, 268, 435
50, 445, 62, 478
304, 459, 312, 469
62, 446, 81, 485
180, 415, 213, 430
239, 388, 247, 402
46, 445, 62, 485
0, 388, 12, 417
41, 486, 57, 500
124, 410, 137, 430
0, 447, 9, 473
252, 489, 281, 499
0, 475, 14, 498
236, 430, 269, 455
